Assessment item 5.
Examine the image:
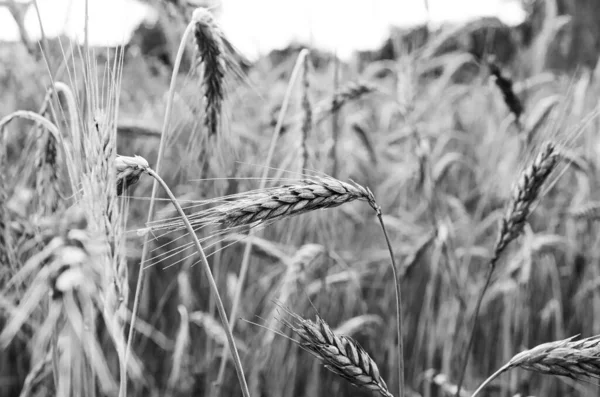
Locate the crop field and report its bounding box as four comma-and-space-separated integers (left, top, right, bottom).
1, 1, 600, 397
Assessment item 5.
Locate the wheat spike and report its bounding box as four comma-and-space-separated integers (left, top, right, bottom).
487, 58, 523, 123
193, 8, 225, 136
283, 310, 394, 397
300, 53, 312, 171
493, 141, 558, 262
457, 142, 559, 395
148, 176, 377, 233
472, 335, 600, 397
206, 177, 376, 227
315, 81, 376, 123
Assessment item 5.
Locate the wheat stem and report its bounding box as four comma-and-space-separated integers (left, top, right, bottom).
122, 17, 196, 397
145, 167, 250, 397
376, 212, 405, 397
214, 47, 309, 393
470, 364, 510, 397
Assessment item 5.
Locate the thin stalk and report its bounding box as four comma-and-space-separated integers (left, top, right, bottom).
330, 56, 340, 177
145, 168, 250, 397
376, 212, 404, 397
0, 111, 60, 140
214, 49, 309, 392
454, 260, 496, 396
470, 364, 508, 397
121, 19, 196, 397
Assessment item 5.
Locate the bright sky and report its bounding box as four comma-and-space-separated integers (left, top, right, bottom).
0, 0, 526, 59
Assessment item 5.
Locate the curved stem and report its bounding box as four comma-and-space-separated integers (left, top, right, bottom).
214, 48, 309, 391
121, 19, 196, 397
0, 111, 60, 141
455, 260, 496, 397
145, 168, 250, 397
470, 365, 508, 397
376, 213, 404, 397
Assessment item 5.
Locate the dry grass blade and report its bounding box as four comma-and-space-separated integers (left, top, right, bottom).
557, 148, 592, 176
567, 202, 600, 221
193, 8, 225, 136
351, 121, 378, 165
472, 335, 600, 397
282, 309, 394, 397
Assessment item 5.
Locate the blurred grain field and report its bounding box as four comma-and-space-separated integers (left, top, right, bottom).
2, 1, 600, 397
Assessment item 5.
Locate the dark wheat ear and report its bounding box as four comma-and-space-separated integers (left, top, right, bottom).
192, 8, 225, 137
487, 58, 523, 124
283, 310, 394, 397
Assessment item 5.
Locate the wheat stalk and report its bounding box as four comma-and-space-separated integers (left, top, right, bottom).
456, 141, 559, 396
472, 335, 600, 397
283, 310, 394, 397
193, 8, 225, 136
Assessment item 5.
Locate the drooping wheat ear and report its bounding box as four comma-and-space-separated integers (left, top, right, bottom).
315, 81, 376, 123
487, 59, 523, 123
283, 310, 394, 397
492, 141, 559, 262
115, 155, 149, 196
568, 202, 600, 221
193, 8, 225, 136
190, 176, 378, 229
146, 177, 377, 234
300, 53, 312, 171
472, 335, 600, 397
455, 142, 559, 397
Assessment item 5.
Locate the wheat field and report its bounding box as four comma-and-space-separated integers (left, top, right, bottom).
2, 2, 600, 397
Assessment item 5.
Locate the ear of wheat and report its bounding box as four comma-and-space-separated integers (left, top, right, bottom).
472, 335, 600, 397
493, 141, 559, 262
193, 8, 225, 136
487, 58, 523, 123
147, 176, 377, 232
456, 142, 559, 395
283, 310, 394, 397
315, 81, 376, 123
